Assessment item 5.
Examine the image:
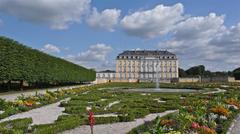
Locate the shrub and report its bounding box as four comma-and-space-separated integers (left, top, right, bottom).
118, 114, 135, 122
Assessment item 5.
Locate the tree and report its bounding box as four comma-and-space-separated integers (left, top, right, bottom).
233, 67, 240, 80
178, 68, 187, 77
186, 65, 205, 76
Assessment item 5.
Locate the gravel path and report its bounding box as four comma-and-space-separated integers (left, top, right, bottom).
227, 114, 240, 134
0, 99, 69, 125
104, 101, 120, 110
203, 88, 226, 94
0, 84, 92, 101
60, 110, 177, 134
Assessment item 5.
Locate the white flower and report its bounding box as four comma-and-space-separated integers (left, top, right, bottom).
220, 115, 227, 120
227, 104, 239, 110
209, 113, 218, 120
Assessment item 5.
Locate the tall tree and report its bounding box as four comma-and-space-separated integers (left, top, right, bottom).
186, 65, 205, 76
178, 68, 187, 77
233, 67, 240, 80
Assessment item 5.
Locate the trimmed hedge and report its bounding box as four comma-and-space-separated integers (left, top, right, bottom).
32, 115, 87, 134
0, 118, 32, 134
0, 36, 95, 91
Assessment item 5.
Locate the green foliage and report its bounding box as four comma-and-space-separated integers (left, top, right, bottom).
32, 115, 87, 134
179, 68, 187, 77
0, 118, 32, 134
0, 36, 95, 88
179, 65, 231, 78
132, 90, 240, 134
186, 65, 205, 76
233, 67, 240, 80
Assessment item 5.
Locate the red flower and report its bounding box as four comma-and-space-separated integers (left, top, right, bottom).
191, 122, 200, 129
25, 102, 33, 107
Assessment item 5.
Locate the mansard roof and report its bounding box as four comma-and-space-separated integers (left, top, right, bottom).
118, 50, 176, 56
98, 70, 116, 73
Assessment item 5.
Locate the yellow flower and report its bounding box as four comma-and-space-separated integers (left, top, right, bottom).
210, 105, 230, 117
226, 98, 240, 108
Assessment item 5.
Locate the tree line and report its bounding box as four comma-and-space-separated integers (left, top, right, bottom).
0, 36, 96, 91
179, 65, 240, 80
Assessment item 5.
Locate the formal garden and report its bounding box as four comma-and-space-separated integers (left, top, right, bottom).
0, 82, 240, 134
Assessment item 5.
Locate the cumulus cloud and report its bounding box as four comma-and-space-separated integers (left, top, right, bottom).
86, 8, 121, 31
71, 43, 112, 62
41, 44, 61, 53
209, 23, 240, 65
158, 13, 240, 70
0, 0, 91, 29
66, 43, 113, 70
173, 13, 225, 41
99, 60, 116, 70
121, 3, 184, 38
161, 13, 225, 52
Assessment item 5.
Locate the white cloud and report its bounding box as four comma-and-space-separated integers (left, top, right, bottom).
173, 13, 225, 41
72, 43, 112, 61
209, 23, 240, 65
161, 13, 225, 54
0, 0, 91, 29
158, 13, 240, 71
42, 44, 61, 53
66, 43, 113, 70
99, 60, 116, 71
121, 3, 184, 38
86, 8, 121, 31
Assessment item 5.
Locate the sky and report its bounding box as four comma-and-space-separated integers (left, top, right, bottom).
0, 0, 240, 71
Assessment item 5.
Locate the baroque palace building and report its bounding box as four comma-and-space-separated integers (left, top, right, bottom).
96, 50, 179, 83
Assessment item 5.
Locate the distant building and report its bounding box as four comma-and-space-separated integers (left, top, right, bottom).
97, 70, 116, 81
116, 50, 179, 82
96, 50, 179, 83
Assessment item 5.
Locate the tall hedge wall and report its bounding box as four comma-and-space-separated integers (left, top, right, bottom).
0, 36, 96, 84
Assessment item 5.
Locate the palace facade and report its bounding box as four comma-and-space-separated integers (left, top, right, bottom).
96, 50, 179, 83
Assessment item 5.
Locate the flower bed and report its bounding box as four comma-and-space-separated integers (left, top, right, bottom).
0, 89, 76, 120
129, 89, 240, 134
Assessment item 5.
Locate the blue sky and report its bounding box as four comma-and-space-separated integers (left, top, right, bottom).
0, 0, 240, 71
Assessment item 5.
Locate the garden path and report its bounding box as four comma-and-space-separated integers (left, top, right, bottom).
0, 98, 69, 125
228, 114, 240, 134
60, 110, 177, 134
0, 84, 92, 101
203, 88, 226, 94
